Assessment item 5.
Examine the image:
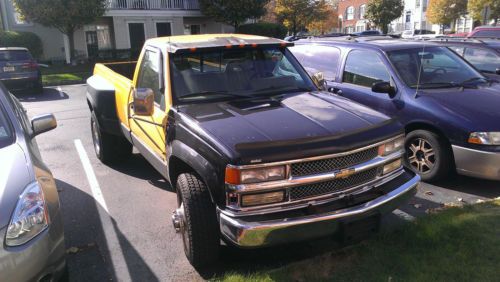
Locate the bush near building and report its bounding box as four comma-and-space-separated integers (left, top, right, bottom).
238, 22, 288, 39
0, 30, 43, 59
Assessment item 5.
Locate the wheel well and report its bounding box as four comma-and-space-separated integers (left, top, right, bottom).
405, 122, 456, 165
87, 99, 93, 111
168, 156, 196, 190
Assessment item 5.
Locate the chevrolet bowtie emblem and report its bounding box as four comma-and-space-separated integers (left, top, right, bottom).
336, 168, 355, 179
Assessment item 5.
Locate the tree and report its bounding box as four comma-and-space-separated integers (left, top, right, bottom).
307, 2, 339, 35
199, 0, 270, 30
275, 0, 328, 35
365, 0, 404, 34
13, 0, 106, 61
468, 0, 500, 25
427, 0, 468, 33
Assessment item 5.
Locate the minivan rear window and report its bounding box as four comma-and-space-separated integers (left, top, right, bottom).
0, 50, 32, 61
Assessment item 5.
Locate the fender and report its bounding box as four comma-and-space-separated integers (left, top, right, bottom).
86, 75, 121, 136
169, 140, 222, 205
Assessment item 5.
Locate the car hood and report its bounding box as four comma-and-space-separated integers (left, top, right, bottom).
178, 91, 401, 163
419, 83, 500, 131
0, 143, 31, 228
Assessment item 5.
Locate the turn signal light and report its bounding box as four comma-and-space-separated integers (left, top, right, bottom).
241, 191, 285, 207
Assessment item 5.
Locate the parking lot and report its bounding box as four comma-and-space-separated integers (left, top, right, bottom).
17, 85, 500, 281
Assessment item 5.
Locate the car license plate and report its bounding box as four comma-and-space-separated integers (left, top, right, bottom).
3, 66, 15, 72
340, 213, 380, 243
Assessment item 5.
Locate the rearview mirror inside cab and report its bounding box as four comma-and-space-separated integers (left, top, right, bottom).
311, 72, 326, 90
372, 81, 396, 98
133, 88, 154, 116
31, 114, 57, 137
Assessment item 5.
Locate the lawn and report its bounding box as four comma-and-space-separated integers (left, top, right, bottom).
220, 200, 500, 282
40, 63, 94, 86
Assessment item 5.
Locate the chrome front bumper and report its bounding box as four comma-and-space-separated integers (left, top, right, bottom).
453, 145, 500, 180
219, 173, 420, 247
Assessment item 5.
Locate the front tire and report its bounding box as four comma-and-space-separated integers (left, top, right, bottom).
405, 130, 452, 182
174, 173, 219, 269
90, 111, 132, 164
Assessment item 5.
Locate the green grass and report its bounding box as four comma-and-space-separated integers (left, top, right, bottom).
220, 200, 500, 282
40, 63, 94, 75
40, 63, 94, 86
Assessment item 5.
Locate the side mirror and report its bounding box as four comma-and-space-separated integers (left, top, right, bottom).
133, 88, 154, 116
311, 72, 326, 90
496, 68, 500, 75
372, 81, 396, 98
31, 114, 57, 137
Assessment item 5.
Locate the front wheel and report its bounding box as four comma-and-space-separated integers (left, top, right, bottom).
405, 130, 452, 182
172, 173, 219, 269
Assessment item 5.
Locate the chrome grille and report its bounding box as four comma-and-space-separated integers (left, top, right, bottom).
289, 168, 379, 201
291, 147, 379, 177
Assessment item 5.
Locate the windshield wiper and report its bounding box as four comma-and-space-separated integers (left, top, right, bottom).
253, 86, 314, 96
460, 77, 489, 85
411, 82, 461, 89
179, 91, 252, 100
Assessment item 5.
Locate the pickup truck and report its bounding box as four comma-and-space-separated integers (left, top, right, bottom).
86, 34, 420, 269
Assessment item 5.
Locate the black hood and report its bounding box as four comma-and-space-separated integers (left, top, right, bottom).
178, 92, 402, 164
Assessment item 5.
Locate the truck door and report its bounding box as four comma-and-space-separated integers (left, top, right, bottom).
129, 46, 167, 159
331, 49, 400, 116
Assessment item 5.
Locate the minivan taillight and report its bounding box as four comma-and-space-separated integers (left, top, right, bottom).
22, 61, 38, 70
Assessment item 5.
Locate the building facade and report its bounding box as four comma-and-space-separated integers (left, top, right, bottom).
0, 0, 231, 62
338, 0, 369, 33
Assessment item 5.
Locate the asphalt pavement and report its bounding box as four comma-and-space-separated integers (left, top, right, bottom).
15, 85, 500, 281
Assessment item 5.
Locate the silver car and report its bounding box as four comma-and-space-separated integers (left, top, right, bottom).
0, 82, 66, 281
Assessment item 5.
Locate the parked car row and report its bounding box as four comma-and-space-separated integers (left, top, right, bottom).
0, 47, 43, 93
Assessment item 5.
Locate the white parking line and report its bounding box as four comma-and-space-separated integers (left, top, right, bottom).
392, 209, 416, 221
57, 86, 64, 98
74, 139, 132, 281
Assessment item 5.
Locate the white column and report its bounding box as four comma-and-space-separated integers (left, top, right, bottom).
63, 34, 71, 64
1, 0, 11, 31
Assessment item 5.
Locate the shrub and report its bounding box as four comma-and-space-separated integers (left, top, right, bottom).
237, 22, 288, 39
0, 31, 43, 59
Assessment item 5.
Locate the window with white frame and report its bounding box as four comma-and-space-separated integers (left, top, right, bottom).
346, 6, 354, 20
359, 5, 366, 19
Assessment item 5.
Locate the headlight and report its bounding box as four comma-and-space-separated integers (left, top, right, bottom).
468, 132, 500, 145
225, 165, 286, 185
378, 136, 405, 156
6, 182, 49, 246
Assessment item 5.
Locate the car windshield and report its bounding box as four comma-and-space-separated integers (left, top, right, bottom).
387, 46, 485, 89
0, 103, 14, 149
169, 47, 314, 103
0, 50, 32, 61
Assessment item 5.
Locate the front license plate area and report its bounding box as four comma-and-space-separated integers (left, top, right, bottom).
339, 213, 381, 244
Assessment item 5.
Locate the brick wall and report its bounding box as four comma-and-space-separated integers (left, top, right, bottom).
338, 0, 369, 33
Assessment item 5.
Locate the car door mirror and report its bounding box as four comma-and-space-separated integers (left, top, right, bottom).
311, 72, 326, 90
496, 68, 500, 75
133, 88, 154, 116
31, 114, 57, 137
372, 81, 396, 98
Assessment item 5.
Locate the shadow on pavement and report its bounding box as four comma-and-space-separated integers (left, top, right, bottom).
434, 174, 500, 199
56, 179, 159, 281
14, 87, 69, 102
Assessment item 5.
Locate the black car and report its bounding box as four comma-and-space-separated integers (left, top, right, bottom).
0, 47, 43, 93
431, 38, 500, 77
291, 37, 500, 182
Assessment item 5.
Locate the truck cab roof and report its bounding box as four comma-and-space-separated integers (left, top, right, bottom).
146, 34, 293, 54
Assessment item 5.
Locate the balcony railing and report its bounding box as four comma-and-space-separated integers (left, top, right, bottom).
107, 0, 199, 10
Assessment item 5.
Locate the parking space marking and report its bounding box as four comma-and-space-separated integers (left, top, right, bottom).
57, 86, 64, 98
74, 139, 132, 281
392, 209, 416, 221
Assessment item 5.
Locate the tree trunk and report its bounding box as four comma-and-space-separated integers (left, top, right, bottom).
382, 23, 388, 34
67, 30, 75, 64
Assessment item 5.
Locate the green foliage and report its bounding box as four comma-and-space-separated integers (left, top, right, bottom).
199, 0, 270, 29
468, 0, 500, 25
427, 0, 468, 32
237, 22, 288, 39
0, 30, 43, 58
275, 0, 329, 35
365, 0, 404, 34
13, 0, 106, 59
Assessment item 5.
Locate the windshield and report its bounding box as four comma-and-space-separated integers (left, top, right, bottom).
387, 47, 485, 89
0, 50, 32, 61
169, 47, 315, 103
0, 103, 14, 149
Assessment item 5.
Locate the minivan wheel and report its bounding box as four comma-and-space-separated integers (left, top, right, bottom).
90, 111, 132, 164
174, 173, 219, 269
405, 130, 452, 182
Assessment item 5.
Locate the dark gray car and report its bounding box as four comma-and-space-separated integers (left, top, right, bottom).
0, 47, 43, 93
0, 82, 65, 281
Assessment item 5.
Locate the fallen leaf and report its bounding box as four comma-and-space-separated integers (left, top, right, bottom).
476, 199, 485, 203
414, 204, 422, 209
66, 246, 79, 254
424, 191, 434, 196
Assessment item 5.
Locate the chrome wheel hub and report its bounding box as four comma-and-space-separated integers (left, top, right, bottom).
408, 138, 435, 174
172, 202, 190, 254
